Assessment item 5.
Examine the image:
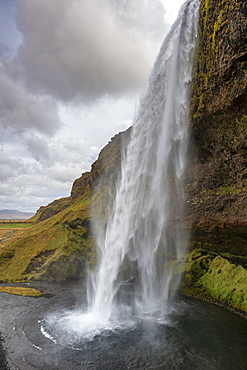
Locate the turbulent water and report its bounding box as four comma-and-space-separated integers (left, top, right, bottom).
87, 0, 200, 326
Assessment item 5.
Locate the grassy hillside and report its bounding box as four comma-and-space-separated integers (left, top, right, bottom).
0, 192, 96, 282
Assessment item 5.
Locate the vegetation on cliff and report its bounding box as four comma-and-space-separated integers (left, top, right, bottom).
184, 0, 247, 314
191, 0, 247, 122
183, 249, 247, 313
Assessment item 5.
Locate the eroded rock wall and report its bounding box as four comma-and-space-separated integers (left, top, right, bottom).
187, 0, 247, 248
184, 0, 247, 313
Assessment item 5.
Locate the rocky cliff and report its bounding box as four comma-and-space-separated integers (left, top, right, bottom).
183, 0, 247, 313
188, 0, 247, 228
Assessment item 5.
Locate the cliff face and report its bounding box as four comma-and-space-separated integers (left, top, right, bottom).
187, 0, 247, 229
184, 0, 247, 313
191, 0, 247, 122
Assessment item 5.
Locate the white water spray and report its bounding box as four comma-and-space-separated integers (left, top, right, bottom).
88, 0, 199, 326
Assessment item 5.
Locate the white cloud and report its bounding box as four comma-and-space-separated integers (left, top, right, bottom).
0, 0, 22, 57
0, 64, 61, 135
15, 0, 167, 103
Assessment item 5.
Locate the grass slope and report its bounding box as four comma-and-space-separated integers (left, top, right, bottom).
0, 191, 97, 283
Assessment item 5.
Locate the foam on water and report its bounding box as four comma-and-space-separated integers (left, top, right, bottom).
40, 308, 140, 348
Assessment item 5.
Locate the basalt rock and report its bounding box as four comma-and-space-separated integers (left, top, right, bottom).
183, 0, 247, 312
191, 0, 247, 123
186, 0, 247, 252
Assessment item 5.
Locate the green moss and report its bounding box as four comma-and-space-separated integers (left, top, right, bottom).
0, 286, 44, 297
191, 0, 247, 123
212, 10, 228, 49
199, 256, 247, 311
221, 252, 247, 262
185, 249, 213, 286
203, 0, 211, 28
0, 222, 33, 229
182, 249, 247, 314
207, 185, 244, 195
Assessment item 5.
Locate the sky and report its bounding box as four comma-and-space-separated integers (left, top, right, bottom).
0, 0, 185, 213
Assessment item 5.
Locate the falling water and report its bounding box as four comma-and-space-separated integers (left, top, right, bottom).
88, 0, 199, 327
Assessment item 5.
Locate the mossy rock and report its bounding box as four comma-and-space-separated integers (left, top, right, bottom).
199, 256, 247, 312
183, 249, 247, 314
191, 0, 247, 123
0, 286, 44, 297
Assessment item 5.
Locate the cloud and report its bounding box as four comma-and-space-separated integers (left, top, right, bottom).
0, 127, 99, 211
24, 133, 98, 168
15, 0, 166, 103
0, 148, 29, 182
0, 0, 22, 58
0, 147, 84, 212
0, 63, 61, 136
25, 135, 51, 163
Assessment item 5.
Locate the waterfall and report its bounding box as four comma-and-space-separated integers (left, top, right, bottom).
88, 0, 199, 325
